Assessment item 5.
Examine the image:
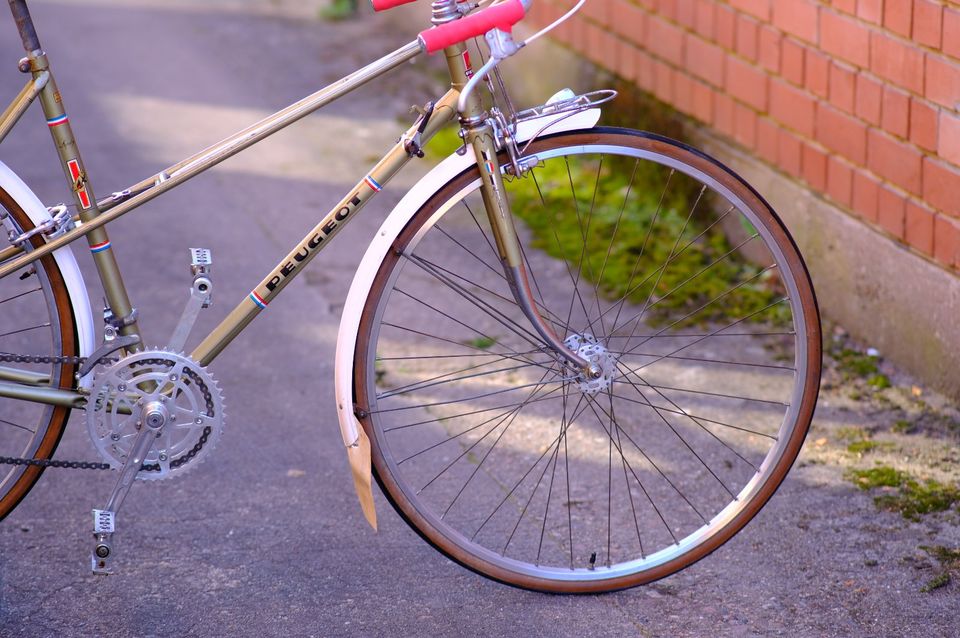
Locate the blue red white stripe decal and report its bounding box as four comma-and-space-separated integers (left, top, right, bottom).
249, 291, 268, 309
46, 114, 69, 128
89, 240, 111, 254
484, 160, 495, 175
363, 175, 382, 192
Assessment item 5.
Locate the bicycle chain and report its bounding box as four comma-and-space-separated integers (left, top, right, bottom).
0, 353, 213, 472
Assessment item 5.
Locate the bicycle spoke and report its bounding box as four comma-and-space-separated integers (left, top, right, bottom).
0, 416, 35, 434
0, 287, 41, 305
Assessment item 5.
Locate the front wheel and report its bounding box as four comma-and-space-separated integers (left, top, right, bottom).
354, 128, 821, 592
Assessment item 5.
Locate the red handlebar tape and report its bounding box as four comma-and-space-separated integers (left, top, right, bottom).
418, 0, 526, 54
371, 0, 417, 11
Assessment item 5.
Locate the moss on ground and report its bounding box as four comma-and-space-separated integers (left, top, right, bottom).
847, 466, 960, 521
919, 545, 960, 593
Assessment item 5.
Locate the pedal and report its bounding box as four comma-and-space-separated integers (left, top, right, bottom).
91, 509, 116, 574
168, 248, 213, 352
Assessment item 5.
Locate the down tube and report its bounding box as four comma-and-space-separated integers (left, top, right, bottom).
190, 91, 459, 367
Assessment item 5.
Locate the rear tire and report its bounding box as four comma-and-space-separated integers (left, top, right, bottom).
355, 128, 821, 592
0, 187, 78, 520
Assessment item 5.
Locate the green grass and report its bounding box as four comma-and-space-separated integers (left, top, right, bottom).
464, 336, 496, 349
507, 154, 788, 327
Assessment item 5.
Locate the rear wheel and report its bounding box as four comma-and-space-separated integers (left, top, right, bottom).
0, 187, 78, 520
355, 129, 821, 592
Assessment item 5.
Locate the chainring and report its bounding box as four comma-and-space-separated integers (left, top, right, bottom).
86, 349, 225, 480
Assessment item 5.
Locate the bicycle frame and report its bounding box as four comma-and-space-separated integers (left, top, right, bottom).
0, 1, 480, 409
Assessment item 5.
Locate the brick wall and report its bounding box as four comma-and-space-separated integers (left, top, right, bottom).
529, 0, 960, 270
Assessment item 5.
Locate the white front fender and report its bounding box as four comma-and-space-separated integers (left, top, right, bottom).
333, 108, 601, 527
0, 161, 96, 382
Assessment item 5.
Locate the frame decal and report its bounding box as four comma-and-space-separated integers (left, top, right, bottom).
66, 158, 91, 209
249, 291, 268, 309
89, 240, 111, 254
45, 113, 68, 128
363, 175, 383, 192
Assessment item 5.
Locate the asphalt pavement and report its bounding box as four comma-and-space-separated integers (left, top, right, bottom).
0, 2, 957, 637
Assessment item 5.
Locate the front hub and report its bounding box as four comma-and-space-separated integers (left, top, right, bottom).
563, 333, 617, 395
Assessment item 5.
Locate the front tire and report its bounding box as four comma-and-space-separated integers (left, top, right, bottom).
355, 128, 821, 592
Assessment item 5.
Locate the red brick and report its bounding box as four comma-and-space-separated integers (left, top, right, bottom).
635, 49, 656, 91
715, 4, 736, 49
714, 92, 736, 137
655, 0, 677, 21
584, 23, 617, 68
855, 73, 883, 125
781, 38, 805, 85
652, 59, 674, 103
617, 40, 639, 83
725, 57, 768, 111
940, 111, 960, 165
925, 54, 960, 109
852, 170, 880, 222
770, 78, 816, 136
945, 8, 960, 60
912, 0, 943, 49
805, 48, 830, 99
827, 155, 854, 206
757, 25, 781, 72
674, 0, 698, 30
867, 129, 924, 194
690, 80, 714, 123
694, 0, 716, 39
729, 0, 770, 21
934, 214, 960, 267
829, 62, 857, 112
736, 14, 759, 61
924, 157, 960, 216
734, 102, 758, 148
820, 10, 871, 68
857, 0, 883, 25
905, 200, 935, 254
611, 0, 647, 42
582, 0, 610, 27
883, 0, 913, 38
674, 71, 695, 115
877, 185, 907, 238
881, 85, 911, 138
817, 103, 868, 163
772, 0, 818, 43
778, 129, 803, 177
802, 143, 828, 191
685, 34, 725, 87
870, 32, 926, 94
648, 16, 685, 66
833, 0, 856, 14
756, 117, 779, 164
909, 97, 938, 151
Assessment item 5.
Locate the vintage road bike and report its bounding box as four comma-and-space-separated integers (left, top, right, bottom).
0, 0, 821, 593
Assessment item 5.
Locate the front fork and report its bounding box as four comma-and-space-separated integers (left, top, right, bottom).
446, 39, 594, 376
461, 119, 592, 375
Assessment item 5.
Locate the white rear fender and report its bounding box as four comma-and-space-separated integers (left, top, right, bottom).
0, 160, 96, 384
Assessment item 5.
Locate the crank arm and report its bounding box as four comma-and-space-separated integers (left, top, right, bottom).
90, 406, 164, 574
168, 248, 213, 353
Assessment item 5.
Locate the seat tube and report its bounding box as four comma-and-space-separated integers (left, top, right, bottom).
10, 0, 141, 342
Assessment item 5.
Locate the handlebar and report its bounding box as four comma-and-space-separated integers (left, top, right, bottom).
370, 0, 417, 11
418, 0, 526, 54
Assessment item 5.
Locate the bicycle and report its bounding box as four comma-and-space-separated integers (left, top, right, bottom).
0, 0, 821, 593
